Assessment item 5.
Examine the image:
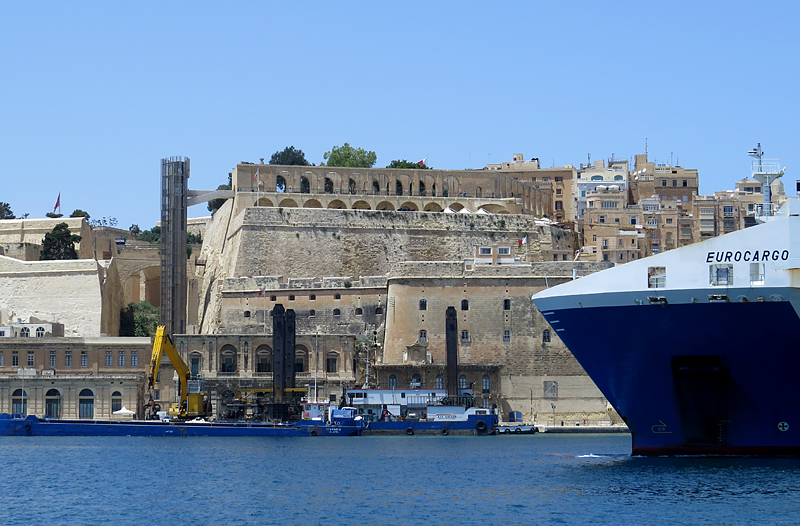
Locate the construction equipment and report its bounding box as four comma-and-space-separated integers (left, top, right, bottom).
147, 326, 212, 420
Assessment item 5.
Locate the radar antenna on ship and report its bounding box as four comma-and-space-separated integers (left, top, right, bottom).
748, 143, 785, 219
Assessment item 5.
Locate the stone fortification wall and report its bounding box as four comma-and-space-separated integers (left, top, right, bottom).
0, 255, 105, 336
196, 204, 578, 334
229, 207, 574, 279
0, 217, 92, 260
217, 275, 387, 337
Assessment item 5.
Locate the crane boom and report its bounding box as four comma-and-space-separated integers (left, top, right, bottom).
149, 325, 211, 420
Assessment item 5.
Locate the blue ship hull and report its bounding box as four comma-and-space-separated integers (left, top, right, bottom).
542, 297, 800, 455
0, 414, 362, 437
362, 414, 498, 436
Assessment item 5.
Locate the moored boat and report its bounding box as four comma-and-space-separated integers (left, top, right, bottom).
533, 149, 800, 456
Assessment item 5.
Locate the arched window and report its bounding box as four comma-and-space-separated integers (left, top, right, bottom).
435, 375, 443, 389
295, 348, 307, 373
300, 176, 310, 194
111, 391, 123, 413
614, 175, 624, 181
190, 352, 202, 377
334, 293, 341, 300
79, 389, 94, 419
355, 307, 363, 315
459, 375, 468, 389
410, 374, 421, 388
20, 327, 30, 337
333, 308, 341, 316
542, 329, 551, 343
419, 299, 427, 311
482, 375, 491, 394
309, 309, 316, 317
256, 349, 272, 373
276, 175, 287, 193
388, 375, 398, 389
220, 345, 237, 373
419, 181, 426, 196
503, 299, 511, 310
324, 178, 334, 194
395, 180, 403, 196
372, 180, 380, 195
349, 178, 357, 194
461, 300, 469, 311
36, 326, 45, 337
375, 307, 383, 314
45, 389, 61, 418
12, 389, 27, 415
326, 352, 339, 373
243, 311, 251, 318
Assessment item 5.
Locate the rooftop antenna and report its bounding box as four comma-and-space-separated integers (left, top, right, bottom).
645, 138, 648, 156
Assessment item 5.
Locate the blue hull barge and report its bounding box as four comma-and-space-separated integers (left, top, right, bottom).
0, 411, 365, 437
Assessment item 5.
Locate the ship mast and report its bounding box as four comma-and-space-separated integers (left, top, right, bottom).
748, 143, 785, 218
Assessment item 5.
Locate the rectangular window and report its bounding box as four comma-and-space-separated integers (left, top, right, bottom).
0, 355, 3, 367
27, 353, 34, 366
50, 351, 56, 367
543, 381, 558, 399
503, 330, 510, 342
503, 299, 511, 310
498, 247, 510, 255
555, 177, 563, 182
12, 352, 19, 367
601, 201, 618, 208
119, 352, 125, 367
132, 351, 138, 367
683, 180, 687, 187
461, 330, 470, 342
662, 180, 667, 187
479, 247, 492, 255
602, 239, 608, 248
709, 264, 733, 286
555, 201, 563, 210
326, 357, 337, 373
556, 188, 562, 196
648, 266, 666, 288
81, 353, 88, 367
599, 216, 606, 223
592, 234, 597, 242
106, 351, 112, 367
65, 352, 72, 367
630, 217, 638, 225
724, 206, 734, 217
153, 389, 160, 400
750, 262, 765, 284
419, 330, 427, 343
672, 180, 677, 187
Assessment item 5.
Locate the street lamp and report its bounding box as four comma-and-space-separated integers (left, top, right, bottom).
551, 402, 556, 427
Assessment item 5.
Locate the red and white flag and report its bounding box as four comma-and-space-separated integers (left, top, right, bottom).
254, 168, 259, 181
417, 157, 428, 165
53, 193, 61, 214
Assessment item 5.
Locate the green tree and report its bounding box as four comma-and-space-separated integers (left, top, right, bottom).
387, 159, 431, 169
208, 172, 233, 214
119, 301, 159, 337
129, 224, 141, 238
70, 209, 90, 219
322, 143, 377, 168
40, 223, 81, 260
270, 146, 312, 166
0, 202, 15, 219
45, 212, 64, 218
138, 226, 161, 244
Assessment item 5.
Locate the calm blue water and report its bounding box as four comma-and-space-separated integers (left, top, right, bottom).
2, 434, 800, 525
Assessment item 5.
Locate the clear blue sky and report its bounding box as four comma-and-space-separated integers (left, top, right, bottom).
2, 1, 799, 230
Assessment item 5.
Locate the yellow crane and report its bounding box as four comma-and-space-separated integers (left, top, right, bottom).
148, 326, 212, 420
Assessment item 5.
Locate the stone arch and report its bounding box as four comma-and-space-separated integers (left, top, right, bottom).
278, 198, 299, 208
352, 200, 371, 210
478, 204, 507, 214
420, 175, 436, 196
256, 344, 272, 373
276, 175, 287, 193
376, 201, 395, 211
300, 176, 311, 194
395, 180, 404, 196
423, 202, 443, 212
325, 171, 342, 193
256, 197, 275, 207
371, 179, 380, 195
324, 177, 334, 194
303, 199, 322, 208
476, 186, 482, 198
443, 176, 460, 197
219, 344, 237, 373
449, 202, 466, 212
348, 178, 357, 194
399, 201, 419, 211
328, 199, 346, 209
